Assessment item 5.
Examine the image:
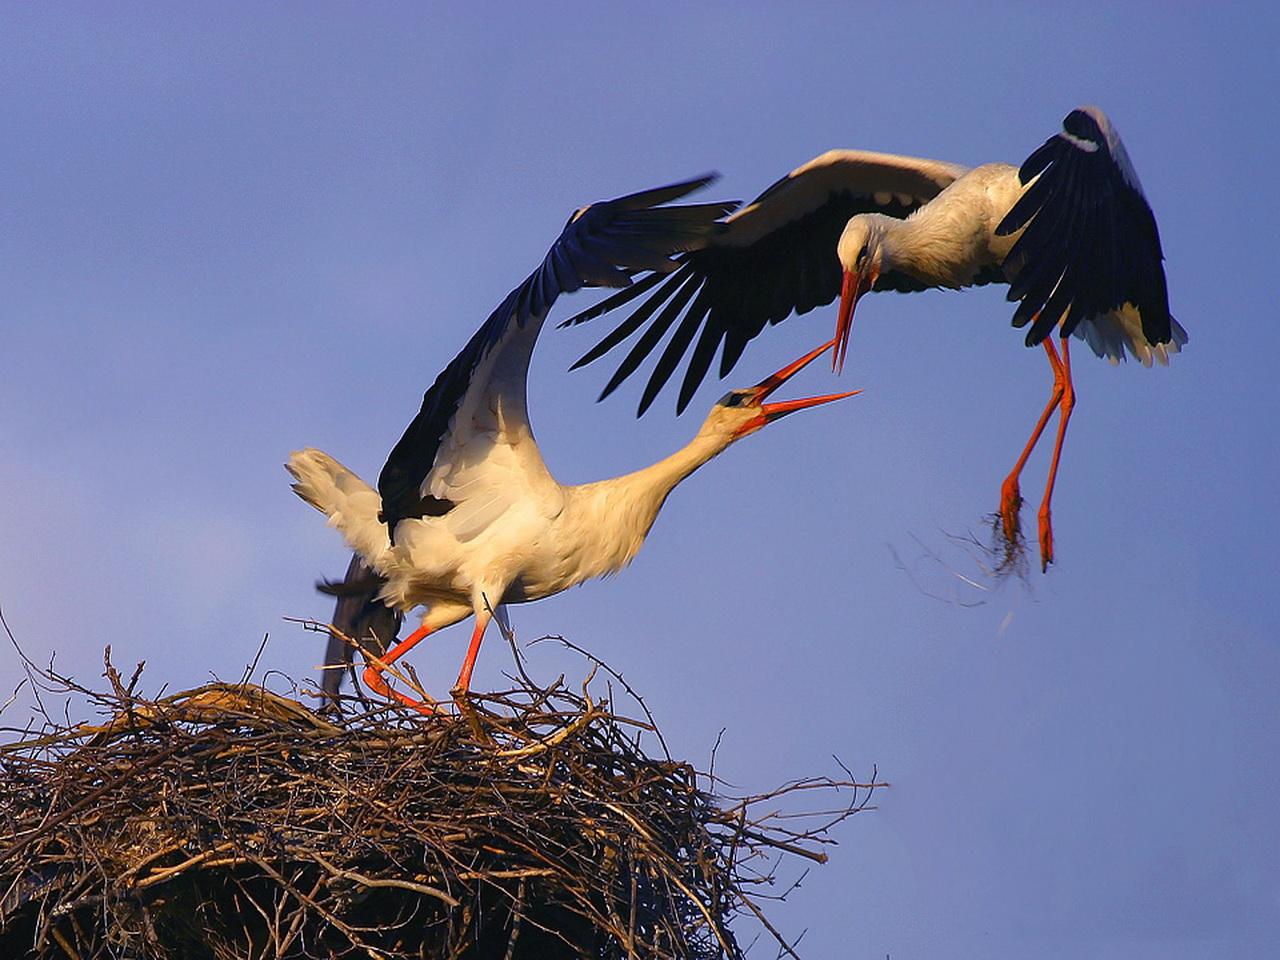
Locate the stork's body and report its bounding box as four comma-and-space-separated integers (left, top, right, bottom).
293, 360, 829, 632
566, 107, 1186, 570
289, 176, 854, 712
837, 163, 1022, 293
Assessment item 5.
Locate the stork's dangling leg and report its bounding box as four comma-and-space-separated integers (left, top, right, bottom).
1036, 336, 1076, 571
999, 338, 1067, 546
362, 623, 439, 715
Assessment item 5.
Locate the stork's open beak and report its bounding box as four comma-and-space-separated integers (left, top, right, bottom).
833, 265, 878, 374
738, 339, 861, 434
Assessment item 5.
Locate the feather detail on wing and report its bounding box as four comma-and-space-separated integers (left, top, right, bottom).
563, 150, 968, 415
996, 106, 1178, 350
377, 176, 735, 540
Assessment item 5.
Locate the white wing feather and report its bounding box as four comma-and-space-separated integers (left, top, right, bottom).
423, 311, 564, 543
722, 149, 971, 247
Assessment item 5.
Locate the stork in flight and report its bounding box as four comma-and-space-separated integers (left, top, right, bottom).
565, 106, 1186, 571
288, 176, 858, 713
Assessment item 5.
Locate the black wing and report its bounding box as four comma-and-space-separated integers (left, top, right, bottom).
996, 106, 1175, 348
561, 150, 968, 415
318, 553, 402, 702
376, 176, 735, 537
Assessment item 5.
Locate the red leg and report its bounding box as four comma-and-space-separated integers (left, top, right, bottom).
1037, 336, 1076, 571
452, 609, 492, 698
362, 622, 439, 715
999, 339, 1066, 544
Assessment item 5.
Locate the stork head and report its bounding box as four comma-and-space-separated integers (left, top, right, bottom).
834, 215, 888, 373
701, 339, 860, 444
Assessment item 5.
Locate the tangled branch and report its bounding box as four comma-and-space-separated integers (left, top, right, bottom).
0, 644, 882, 959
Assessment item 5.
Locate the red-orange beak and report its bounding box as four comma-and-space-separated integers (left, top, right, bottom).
735, 339, 862, 435
833, 265, 877, 374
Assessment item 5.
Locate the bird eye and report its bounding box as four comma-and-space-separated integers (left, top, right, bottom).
855, 246, 868, 269
719, 391, 746, 407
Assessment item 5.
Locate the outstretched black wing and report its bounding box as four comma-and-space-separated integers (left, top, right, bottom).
562, 150, 968, 415
997, 106, 1174, 348
376, 176, 735, 538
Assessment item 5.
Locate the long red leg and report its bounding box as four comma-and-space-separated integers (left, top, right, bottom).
999, 339, 1067, 544
452, 609, 493, 698
1037, 336, 1076, 571
362, 623, 439, 715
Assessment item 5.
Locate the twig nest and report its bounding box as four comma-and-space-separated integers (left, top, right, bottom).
1, 657, 881, 958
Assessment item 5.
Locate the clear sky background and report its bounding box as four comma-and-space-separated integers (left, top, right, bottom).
2, 3, 1277, 957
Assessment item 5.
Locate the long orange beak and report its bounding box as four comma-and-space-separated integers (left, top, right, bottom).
741, 339, 862, 431
833, 266, 877, 374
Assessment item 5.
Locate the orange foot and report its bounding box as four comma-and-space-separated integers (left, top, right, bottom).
392, 693, 441, 717
1037, 504, 1055, 572
362, 664, 440, 716
999, 476, 1023, 544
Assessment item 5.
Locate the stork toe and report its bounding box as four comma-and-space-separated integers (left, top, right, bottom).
1037, 505, 1055, 572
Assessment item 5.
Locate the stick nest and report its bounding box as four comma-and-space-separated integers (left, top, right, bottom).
0, 646, 879, 959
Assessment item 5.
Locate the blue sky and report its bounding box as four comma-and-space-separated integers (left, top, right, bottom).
2, 3, 1277, 956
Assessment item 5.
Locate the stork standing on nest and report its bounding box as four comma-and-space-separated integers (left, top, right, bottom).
288, 176, 858, 713
566, 107, 1186, 571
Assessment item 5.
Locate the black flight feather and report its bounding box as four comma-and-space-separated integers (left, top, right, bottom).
377, 175, 731, 538
997, 107, 1175, 348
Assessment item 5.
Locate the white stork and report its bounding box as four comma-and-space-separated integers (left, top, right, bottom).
565, 106, 1186, 571
287, 176, 858, 713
